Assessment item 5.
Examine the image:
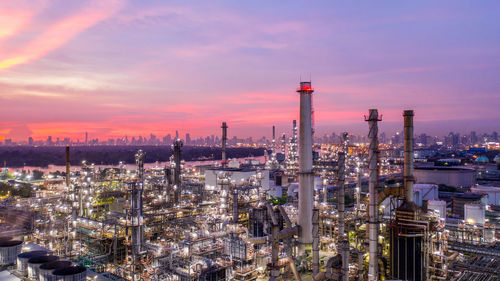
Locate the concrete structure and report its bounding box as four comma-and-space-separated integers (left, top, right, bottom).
297, 81, 314, 252
427, 200, 446, 220
470, 185, 500, 206
414, 166, 476, 188
464, 203, 485, 225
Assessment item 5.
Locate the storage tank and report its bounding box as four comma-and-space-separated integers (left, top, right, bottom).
0, 240, 23, 265
28, 255, 59, 280
39, 260, 72, 281
52, 265, 87, 281
414, 166, 476, 188
427, 200, 446, 220
464, 203, 485, 225
470, 185, 500, 206
17, 251, 48, 275
413, 184, 439, 207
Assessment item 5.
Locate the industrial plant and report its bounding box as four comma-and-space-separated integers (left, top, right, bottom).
1, 82, 499, 281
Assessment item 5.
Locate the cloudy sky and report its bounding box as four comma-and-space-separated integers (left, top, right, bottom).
1, 0, 499, 141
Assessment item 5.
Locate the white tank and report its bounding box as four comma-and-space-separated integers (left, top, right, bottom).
427, 200, 446, 220
52, 265, 87, 281
0, 240, 22, 265
17, 251, 48, 276
28, 255, 59, 280
39, 260, 72, 281
464, 203, 485, 225
470, 185, 500, 206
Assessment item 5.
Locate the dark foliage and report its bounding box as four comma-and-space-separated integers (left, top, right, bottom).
0, 146, 265, 167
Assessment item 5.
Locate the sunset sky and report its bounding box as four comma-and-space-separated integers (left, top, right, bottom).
1, 0, 499, 141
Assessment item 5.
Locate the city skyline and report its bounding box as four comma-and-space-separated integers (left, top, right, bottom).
1, 1, 499, 141
2, 128, 498, 147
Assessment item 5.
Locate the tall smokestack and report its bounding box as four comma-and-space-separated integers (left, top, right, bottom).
65, 146, 70, 188
338, 132, 348, 239
403, 110, 414, 204
365, 109, 381, 281
221, 122, 228, 167
338, 132, 349, 281
132, 150, 145, 265
173, 139, 183, 205
272, 125, 276, 143
312, 209, 319, 276
297, 81, 314, 253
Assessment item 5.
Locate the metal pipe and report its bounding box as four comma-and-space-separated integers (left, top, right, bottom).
277, 205, 292, 228
266, 203, 278, 226
282, 257, 302, 281
403, 110, 415, 203
270, 224, 280, 278
221, 122, 227, 167
365, 109, 381, 281
298, 81, 314, 253
341, 240, 349, 281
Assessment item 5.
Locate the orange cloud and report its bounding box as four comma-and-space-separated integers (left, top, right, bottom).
0, 0, 122, 69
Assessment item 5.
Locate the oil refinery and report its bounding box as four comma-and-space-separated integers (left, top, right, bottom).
0, 82, 499, 281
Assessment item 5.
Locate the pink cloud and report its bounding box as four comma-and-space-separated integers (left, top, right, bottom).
0, 0, 122, 69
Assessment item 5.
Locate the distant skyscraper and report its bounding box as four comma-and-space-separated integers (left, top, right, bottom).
85, 132, 88, 145
470, 131, 478, 145
186, 133, 191, 145
163, 134, 172, 144
175, 130, 179, 140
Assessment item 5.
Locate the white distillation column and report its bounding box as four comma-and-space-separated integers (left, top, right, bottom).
365, 109, 381, 281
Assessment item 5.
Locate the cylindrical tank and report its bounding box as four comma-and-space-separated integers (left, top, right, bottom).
0, 240, 23, 265
28, 255, 59, 280
39, 261, 72, 281
0, 236, 13, 242
427, 200, 446, 220
52, 265, 87, 281
464, 203, 485, 225
17, 251, 48, 275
